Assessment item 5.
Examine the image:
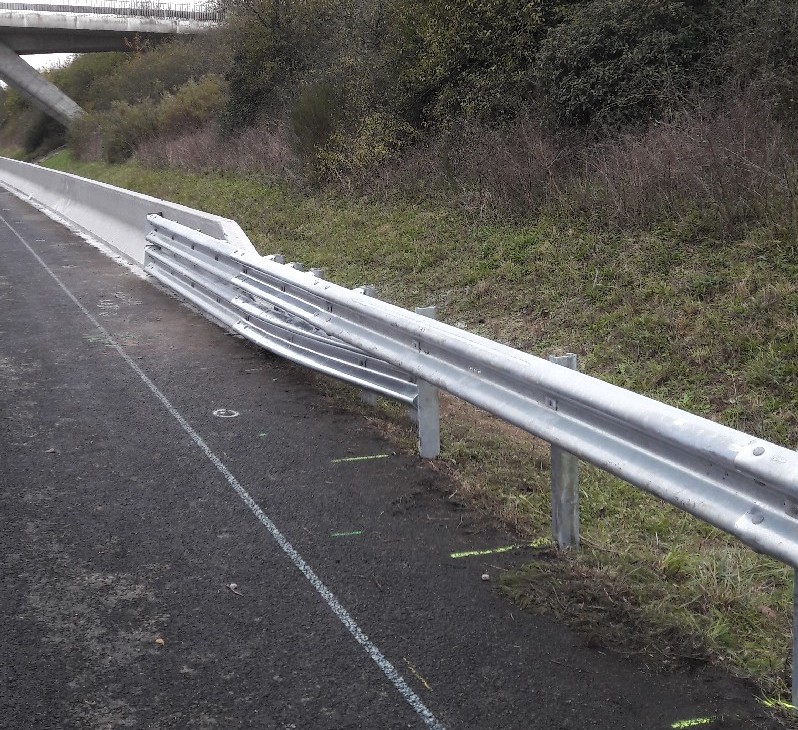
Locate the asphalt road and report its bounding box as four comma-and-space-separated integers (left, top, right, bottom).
0, 187, 783, 729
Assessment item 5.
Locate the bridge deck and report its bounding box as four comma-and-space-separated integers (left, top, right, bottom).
0, 0, 222, 21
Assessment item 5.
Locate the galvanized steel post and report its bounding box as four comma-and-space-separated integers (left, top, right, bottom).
794, 573, 797, 706
415, 306, 440, 459
357, 285, 380, 406
549, 353, 580, 548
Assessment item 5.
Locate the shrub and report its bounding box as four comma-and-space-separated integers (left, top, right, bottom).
318, 111, 415, 188
47, 53, 127, 110
290, 81, 344, 158
22, 111, 65, 156
575, 97, 798, 233
67, 112, 103, 160
85, 37, 226, 109
100, 100, 158, 163
135, 122, 298, 178
220, 0, 341, 133
536, 0, 711, 132
157, 75, 227, 136
387, 0, 552, 126
716, 0, 798, 117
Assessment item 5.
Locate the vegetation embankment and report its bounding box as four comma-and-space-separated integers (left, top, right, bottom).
4, 0, 798, 714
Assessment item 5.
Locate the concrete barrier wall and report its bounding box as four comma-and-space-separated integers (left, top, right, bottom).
0, 156, 257, 265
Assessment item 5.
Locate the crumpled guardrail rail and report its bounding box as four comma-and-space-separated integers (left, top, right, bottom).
145, 215, 418, 405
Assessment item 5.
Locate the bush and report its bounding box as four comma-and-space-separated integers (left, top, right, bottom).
22, 111, 65, 156
220, 0, 340, 133
100, 100, 158, 163
47, 53, 127, 110
135, 122, 298, 178
318, 111, 415, 188
84, 37, 226, 109
536, 0, 711, 132
157, 75, 227, 136
716, 0, 798, 117
387, 0, 552, 126
67, 113, 103, 160
290, 81, 344, 158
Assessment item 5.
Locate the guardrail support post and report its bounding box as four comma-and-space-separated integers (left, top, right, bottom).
357, 285, 380, 406
415, 306, 440, 459
793, 571, 797, 706
549, 353, 580, 549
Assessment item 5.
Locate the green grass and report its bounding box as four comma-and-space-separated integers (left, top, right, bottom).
42, 150, 798, 711
0, 147, 29, 161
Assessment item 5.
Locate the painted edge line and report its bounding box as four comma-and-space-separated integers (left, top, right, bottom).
1, 210, 446, 730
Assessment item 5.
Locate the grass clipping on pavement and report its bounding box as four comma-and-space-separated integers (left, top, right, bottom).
43, 152, 798, 704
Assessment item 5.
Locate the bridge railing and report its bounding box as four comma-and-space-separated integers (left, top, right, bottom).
0, 0, 224, 21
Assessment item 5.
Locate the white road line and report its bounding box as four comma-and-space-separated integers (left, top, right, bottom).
0, 209, 447, 730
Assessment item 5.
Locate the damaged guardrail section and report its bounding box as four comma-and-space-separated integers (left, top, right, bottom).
145, 215, 419, 407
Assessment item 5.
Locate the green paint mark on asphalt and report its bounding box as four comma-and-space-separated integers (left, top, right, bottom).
671, 718, 715, 728
331, 530, 364, 537
450, 537, 552, 559
332, 454, 391, 464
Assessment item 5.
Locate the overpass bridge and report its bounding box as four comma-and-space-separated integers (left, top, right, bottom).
0, 0, 222, 125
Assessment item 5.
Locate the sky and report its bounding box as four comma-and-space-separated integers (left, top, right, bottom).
27, 53, 74, 71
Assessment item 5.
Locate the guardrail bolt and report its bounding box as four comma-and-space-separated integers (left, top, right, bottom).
549, 353, 580, 549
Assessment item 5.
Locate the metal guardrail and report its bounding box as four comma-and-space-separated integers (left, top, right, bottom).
146, 215, 798, 560
146, 211, 798, 701
0, 0, 223, 21
145, 215, 418, 406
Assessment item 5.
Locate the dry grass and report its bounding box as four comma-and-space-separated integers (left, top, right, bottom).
134, 122, 300, 181
368, 96, 798, 240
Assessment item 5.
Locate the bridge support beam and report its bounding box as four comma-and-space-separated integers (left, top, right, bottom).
0, 40, 83, 127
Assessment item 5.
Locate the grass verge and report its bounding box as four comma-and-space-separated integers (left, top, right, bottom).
41, 151, 798, 715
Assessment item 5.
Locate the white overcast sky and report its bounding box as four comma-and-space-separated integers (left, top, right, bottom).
27, 53, 73, 71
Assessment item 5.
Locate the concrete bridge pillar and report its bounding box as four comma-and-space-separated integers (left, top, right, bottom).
0, 41, 83, 127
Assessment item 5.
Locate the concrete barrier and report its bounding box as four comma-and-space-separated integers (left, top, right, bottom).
0, 156, 256, 265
